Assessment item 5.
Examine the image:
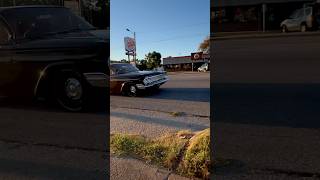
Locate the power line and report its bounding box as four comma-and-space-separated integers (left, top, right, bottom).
135, 22, 210, 35
139, 33, 208, 45
111, 32, 209, 60
111, 32, 208, 51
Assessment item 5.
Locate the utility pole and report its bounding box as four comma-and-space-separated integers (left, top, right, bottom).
79, 0, 83, 17
133, 31, 136, 65
262, 3, 267, 32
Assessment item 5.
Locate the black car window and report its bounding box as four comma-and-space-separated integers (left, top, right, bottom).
1, 7, 95, 39
0, 20, 10, 45
111, 64, 139, 74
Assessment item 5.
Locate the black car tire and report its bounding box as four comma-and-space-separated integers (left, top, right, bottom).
53, 71, 86, 111
124, 84, 138, 97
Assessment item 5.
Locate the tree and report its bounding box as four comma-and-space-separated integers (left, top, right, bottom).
198, 36, 210, 53
120, 59, 129, 63
136, 59, 147, 70
145, 51, 161, 69
81, 0, 109, 29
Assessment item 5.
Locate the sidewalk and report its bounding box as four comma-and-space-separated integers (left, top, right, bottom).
212, 30, 320, 41
110, 156, 192, 180
110, 106, 209, 179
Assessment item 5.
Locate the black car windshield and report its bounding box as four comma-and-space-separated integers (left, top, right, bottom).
111, 64, 139, 74
1, 7, 95, 39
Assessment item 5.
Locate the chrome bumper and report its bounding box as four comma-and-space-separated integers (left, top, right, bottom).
83, 73, 108, 88
136, 76, 169, 89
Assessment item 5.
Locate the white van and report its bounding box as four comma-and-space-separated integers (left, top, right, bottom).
197, 63, 209, 72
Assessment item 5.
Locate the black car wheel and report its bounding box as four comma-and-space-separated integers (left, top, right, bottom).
54, 72, 85, 111
125, 84, 138, 97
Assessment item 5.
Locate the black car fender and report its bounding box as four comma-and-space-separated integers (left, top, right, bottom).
120, 81, 139, 93
34, 61, 80, 97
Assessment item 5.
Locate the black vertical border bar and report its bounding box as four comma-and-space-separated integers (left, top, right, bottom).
103, 0, 110, 178
107, 0, 111, 178
210, 0, 214, 179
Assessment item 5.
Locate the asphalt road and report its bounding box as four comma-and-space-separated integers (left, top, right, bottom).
0, 72, 210, 179
212, 35, 320, 179
111, 72, 210, 117
0, 99, 108, 179
110, 72, 210, 179
110, 72, 210, 136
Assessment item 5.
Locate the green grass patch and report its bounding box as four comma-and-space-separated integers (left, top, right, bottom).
177, 128, 210, 179
110, 131, 191, 168
169, 111, 185, 117
110, 129, 211, 179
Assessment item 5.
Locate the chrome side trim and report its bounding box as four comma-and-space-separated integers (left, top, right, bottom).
137, 76, 169, 89
83, 73, 108, 88
144, 77, 168, 88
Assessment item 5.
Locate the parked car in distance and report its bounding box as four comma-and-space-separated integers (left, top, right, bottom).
197, 63, 209, 72
0, 6, 109, 111
110, 63, 168, 96
281, 6, 319, 32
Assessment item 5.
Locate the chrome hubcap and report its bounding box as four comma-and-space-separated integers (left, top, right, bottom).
65, 78, 82, 100
130, 86, 136, 94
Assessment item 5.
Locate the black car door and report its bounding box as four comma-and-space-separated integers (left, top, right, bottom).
0, 19, 18, 95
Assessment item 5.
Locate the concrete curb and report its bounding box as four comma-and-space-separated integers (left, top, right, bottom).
212, 31, 320, 41
110, 156, 193, 179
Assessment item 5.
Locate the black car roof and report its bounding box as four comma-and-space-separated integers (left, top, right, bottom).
0, 5, 66, 13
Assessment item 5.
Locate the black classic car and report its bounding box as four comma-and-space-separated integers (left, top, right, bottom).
110, 63, 168, 96
0, 6, 109, 111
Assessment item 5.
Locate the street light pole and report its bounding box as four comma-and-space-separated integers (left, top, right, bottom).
133, 31, 136, 65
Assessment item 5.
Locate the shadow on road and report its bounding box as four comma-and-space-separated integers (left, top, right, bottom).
213, 83, 320, 128
142, 88, 210, 102
111, 111, 208, 131
0, 158, 106, 180
0, 97, 108, 114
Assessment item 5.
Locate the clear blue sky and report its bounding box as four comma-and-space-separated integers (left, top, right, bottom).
110, 0, 210, 61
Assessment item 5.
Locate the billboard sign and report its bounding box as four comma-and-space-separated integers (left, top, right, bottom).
124, 37, 136, 52
191, 52, 203, 61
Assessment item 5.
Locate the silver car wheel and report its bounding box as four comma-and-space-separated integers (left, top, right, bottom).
282, 25, 287, 33
130, 85, 137, 94
301, 24, 307, 32
65, 78, 83, 100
